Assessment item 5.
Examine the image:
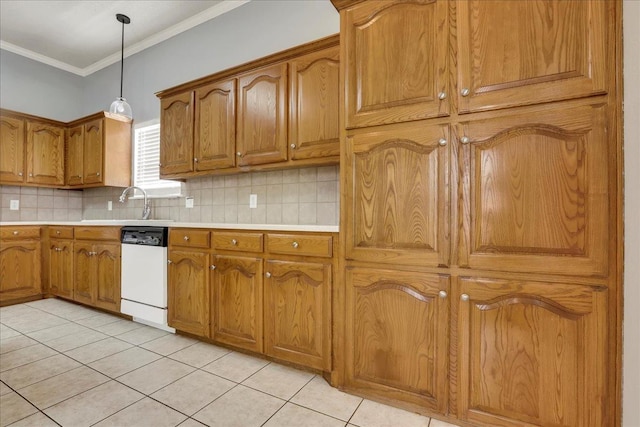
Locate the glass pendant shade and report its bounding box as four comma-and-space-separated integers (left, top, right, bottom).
109, 97, 132, 118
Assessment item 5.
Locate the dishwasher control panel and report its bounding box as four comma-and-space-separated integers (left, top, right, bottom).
121, 226, 168, 247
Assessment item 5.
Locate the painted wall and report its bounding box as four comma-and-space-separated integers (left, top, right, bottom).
623, 1, 640, 425
81, 0, 340, 123
0, 50, 84, 122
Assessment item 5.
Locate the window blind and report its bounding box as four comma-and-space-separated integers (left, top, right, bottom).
134, 123, 181, 194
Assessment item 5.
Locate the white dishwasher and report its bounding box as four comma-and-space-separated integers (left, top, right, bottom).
120, 226, 174, 332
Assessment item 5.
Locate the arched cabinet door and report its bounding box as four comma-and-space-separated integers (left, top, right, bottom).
26, 122, 64, 185
160, 91, 194, 177
345, 267, 449, 413
0, 116, 25, 183
457, 277, 607, 427
345, 121, 450, 267
343, 0, 450, 128
195, 79, 236, 171
456, 0, 610, 113
457, 102, 609, 276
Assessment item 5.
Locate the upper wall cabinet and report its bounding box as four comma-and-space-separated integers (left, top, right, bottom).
237, 63, 288, 166
156, 35, 340, 179
195, 79, 237, 171
289, 46, 340, 161
0, 116, 25, 184
456, 0, 609, 113
160, 91, 195, 177
343, 0, 450, 129
26, 122, 65, 186
66, 112, 132, 188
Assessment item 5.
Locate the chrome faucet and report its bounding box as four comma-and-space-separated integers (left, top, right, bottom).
119, 186, 151, 220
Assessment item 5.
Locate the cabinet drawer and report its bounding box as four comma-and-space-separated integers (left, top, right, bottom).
213, 232, 263, 253
0, 226, 41, 240
48, 226, 74, 239
170, 229, 210, 248
267, 234, 333, 258
74, 226, 120, 241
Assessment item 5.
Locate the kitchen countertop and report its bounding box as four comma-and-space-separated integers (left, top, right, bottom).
0, 220, 339, 233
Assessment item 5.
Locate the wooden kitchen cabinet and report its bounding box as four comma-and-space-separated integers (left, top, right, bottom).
236, 63, 288, 166
194, 79, 237, 171
211, 254, 263, 352
0, 115, 25, 183
160, 91, 195, 177
344, 121, 450, 267
0, 226, 42, 305
48, 226, 74, 300
73, 227, 121, 313
288, 46, 340, 161
264, 259, 331, 371
457, 277, 608, 427
456, 0, 609, 113
342, 0, 449, 129
457, 101, 609, 277
66, 112, 132, 188
26, 121, 65, 186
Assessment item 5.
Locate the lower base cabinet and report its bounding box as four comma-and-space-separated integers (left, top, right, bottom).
344, 267, 450, 413
48, 239, 73, 299
167, 249, 210, 337
457, 277, 608, 427
0, 227, 42, 304
73, 241, 121, 312
264, 259, 331, 370
211, 254, 263, 352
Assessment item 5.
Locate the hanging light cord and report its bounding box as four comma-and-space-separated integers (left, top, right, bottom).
119, 19, 124, 98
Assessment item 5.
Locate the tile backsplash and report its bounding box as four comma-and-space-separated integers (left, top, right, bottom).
0, 186, 83, 222
1, 167, 339, 225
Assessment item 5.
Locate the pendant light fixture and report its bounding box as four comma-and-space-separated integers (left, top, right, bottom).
109, 13, 132, 118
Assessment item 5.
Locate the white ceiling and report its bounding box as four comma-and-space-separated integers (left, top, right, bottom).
0, 0, 250, 76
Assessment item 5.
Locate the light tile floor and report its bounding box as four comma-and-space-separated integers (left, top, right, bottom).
0, 298, 460, 427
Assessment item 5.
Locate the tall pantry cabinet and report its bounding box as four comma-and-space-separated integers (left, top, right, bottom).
331, 0, 621, 426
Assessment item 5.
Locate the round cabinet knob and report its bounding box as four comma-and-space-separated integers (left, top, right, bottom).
461, 293, 470, 302
438, 138, 447, 146
438, 92, 447, 100
460, 136, 470, 144
167, 260, 172, 264
210, 265, 216, 270
290, 143, 296, 149
159, 163, 163, 167
438, 290, 448, 299
183, 235, 190, 241
18, 172, 23, 176
265, 272, 271, 278
12, 231, 18, 235
460, 88, 470, 97
29, 173, 33, 177
194, 158, 199, 163
292, 241, 299, 249
56, 230, 61, 235
236, 152, 242, 157
96, 172, 100, 176
231, 239, 238, 245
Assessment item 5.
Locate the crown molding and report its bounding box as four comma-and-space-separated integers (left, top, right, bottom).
0, 0, 251, 77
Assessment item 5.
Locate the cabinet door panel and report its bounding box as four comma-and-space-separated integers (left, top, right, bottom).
26, 122, 64, 185
0, 242, 41, 301
49, 240, 74, 299
195, 79, 236, 171
458, 277, 607, 427
73, 243, 94, 305
237, 63, 288, 166
66, 125, 84, 186
211, 255, 262, 352
83, 119, 103, 184
94, 243, 120, 312
289, 47, 340, 160
345, 267, 449, 411
344, 0, 449, 128
160, 92, 194, 176
168, 250, 209, 337
345, 122, 450, 267
265, 260, 331, 370
457, 0, 608, 112
0, 116, 25, 183
458, 103, 609, 276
